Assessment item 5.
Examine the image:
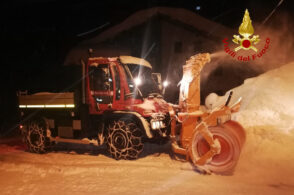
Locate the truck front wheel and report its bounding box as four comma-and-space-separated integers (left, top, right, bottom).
24, 118, 51, 153
106, 120, 143, 160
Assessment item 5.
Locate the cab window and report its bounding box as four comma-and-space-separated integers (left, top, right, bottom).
89, 64, 113, 104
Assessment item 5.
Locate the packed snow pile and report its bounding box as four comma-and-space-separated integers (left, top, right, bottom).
210, 61, 294, 133
233, 63, 294, 133
210, 61, 294, 180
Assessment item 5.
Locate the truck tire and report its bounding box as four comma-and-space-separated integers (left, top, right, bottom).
106, 119, 143, 160
24, 118, 51, 153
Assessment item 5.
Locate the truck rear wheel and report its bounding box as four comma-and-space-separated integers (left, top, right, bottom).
24, 118, 51, 153
106, 120, 143, 160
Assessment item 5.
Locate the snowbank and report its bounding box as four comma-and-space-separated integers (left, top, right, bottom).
211, 61, 294, 133
210, 61, 294, 181
233, 62, 294, 133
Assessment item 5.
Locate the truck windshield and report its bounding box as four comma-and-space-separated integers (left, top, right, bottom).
125, 64, 160, 97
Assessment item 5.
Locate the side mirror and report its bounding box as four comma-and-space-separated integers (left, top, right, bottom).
151, 73, 163, 91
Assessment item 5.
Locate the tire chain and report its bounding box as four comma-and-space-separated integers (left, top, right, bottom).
25, 120, 48, 153
107, 120, 143, 160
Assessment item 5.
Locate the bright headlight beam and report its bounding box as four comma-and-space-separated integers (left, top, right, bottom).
163, 80, 169, 87
134, 77, 142, 86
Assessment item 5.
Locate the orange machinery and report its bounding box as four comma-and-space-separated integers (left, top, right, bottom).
170, 53, 246, 174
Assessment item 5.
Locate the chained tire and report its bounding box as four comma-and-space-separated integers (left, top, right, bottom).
106, 119, 143, 160
24, 118, 51, 153
190, 123, 242, 175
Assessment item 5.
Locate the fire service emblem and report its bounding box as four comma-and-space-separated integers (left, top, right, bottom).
222, 9, 270, 61
232, 9, 260, 52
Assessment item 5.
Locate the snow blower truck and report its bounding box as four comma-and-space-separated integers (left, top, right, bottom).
18, 53, 245, 174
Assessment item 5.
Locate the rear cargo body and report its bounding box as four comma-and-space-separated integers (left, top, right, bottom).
18, 91, 83, 139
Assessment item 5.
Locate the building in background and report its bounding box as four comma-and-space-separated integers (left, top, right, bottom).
64, 7, 236, 102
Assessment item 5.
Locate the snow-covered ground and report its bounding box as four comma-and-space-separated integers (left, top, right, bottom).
1, 141, 293, 195
1, 62, 294, 195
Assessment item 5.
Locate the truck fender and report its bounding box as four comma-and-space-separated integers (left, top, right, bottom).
112, 111, 153, 138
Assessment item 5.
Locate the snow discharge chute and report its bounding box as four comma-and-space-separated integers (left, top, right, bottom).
169, 53, 246, 174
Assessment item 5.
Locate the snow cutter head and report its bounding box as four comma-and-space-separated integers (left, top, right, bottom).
169, 53, 246, 174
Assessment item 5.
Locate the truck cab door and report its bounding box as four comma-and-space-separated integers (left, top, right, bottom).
88, 64, 114, 114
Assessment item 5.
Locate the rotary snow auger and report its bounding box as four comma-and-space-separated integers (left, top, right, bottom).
169, 53, 246, 174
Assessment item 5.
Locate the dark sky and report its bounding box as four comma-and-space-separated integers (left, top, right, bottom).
2, 0, 292, 34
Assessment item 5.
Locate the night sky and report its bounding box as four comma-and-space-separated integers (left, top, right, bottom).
1, 0, 293, 133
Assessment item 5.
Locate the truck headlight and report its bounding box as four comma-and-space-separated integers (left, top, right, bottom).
163, 80, 169, 87
134, 77, 142, 86
151, 120, 166, 130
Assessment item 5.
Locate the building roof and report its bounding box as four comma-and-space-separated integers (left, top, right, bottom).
65, 7, 233, 65
80, 7, 233, 46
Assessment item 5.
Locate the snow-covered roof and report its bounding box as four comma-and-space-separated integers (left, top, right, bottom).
120, 56, 152, 69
